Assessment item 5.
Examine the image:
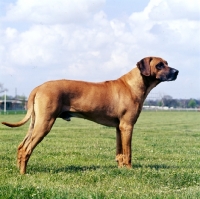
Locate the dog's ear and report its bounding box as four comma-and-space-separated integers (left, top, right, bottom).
137, 57, 153, 76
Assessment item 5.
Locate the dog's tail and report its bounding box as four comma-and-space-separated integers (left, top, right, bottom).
1, 88, 36, 128
2, 109, 32, 127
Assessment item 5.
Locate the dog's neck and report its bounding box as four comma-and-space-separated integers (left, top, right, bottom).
121, 67, 160, 101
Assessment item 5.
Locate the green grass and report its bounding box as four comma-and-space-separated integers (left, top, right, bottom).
0, 111, 200, 198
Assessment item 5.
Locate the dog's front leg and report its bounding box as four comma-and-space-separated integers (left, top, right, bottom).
116, 122, 133, 168
116, 127, 123, 167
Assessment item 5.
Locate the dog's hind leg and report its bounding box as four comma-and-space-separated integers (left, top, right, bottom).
18, 117, 56, 174
17, 112, 35, 169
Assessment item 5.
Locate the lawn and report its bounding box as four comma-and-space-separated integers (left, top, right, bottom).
0, 111, 200, 198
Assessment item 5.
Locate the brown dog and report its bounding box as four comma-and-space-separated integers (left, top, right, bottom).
2, 57, 178, 174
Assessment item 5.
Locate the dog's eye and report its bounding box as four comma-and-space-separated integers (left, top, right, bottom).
156, 62, 164, 70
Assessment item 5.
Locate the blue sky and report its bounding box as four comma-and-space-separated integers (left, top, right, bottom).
0, 0, 199, 99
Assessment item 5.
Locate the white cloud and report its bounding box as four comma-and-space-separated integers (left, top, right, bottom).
128, 0, 200, 58
5, 27, 18, 39
3, 0, 105, 24
149, 0, 200, 21
0, 0, 199, 98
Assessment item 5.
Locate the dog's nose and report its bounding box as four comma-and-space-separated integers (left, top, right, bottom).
174, 69, 179, 76
167, 68, 179, 81
171, 69, 179, 76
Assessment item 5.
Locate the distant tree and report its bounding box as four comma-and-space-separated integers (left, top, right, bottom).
188, 99, 197, 108
157, 101, 163, 107
162, 95, 173, 107
163, 95, 173, 100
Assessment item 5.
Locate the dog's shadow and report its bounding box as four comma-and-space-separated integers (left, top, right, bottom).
30, 165, 105, 174
29, 163, 174, 174
133, 163, 173, 170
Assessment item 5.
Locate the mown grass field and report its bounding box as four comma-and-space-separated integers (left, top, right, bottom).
0, 111, 200, 198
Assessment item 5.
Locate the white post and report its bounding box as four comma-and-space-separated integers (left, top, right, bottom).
4, 90, 6, 113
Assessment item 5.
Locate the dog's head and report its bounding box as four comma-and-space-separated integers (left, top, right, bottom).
137, 57, 179, 82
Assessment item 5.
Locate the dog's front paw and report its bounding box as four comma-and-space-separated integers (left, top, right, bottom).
115, 154, 124, 168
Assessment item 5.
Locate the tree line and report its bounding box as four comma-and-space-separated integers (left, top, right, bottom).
144, 95, 200, 108
0, 94, 199, 109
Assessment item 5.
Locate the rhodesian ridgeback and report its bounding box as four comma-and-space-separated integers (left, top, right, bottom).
2, 57, 178, 174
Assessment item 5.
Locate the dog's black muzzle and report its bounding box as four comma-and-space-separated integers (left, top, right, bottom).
167, 68, 179, 81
